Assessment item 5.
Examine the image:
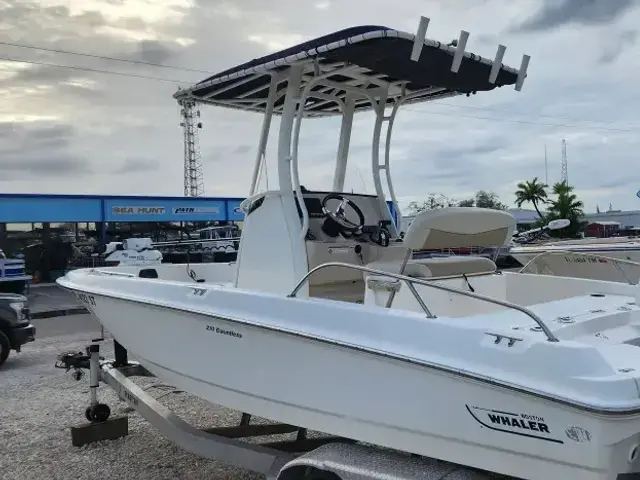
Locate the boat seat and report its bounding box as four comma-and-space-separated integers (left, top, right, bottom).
367, 256, 495, 278
365, 261, 432, 278
365, 207, 515, 281
410, 256, 496, 277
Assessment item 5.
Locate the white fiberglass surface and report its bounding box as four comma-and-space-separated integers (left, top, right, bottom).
94, 262, 238, 285
59, 266, 640, 411
401, 272, 637, 319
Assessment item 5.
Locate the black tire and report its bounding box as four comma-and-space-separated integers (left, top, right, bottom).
281, 466, 342, 480
85, 403, 111, 423
0, 330, 11, 367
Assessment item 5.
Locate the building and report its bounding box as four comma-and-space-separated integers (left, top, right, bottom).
582, 210, 640, 229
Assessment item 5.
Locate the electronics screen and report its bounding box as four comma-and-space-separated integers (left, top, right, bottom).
304, 197, 324, 216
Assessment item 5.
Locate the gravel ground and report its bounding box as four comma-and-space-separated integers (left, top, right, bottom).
1, 325, 511, 480
0, 331, 269, 480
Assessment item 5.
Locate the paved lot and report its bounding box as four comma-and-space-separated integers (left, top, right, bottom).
28, 284, 84, 314
32, 313, 101, 338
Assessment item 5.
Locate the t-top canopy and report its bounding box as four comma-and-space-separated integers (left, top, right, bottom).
174, 22, 526, 117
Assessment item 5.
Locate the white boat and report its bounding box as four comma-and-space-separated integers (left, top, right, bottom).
95, 238, 163, 266
151, 225, 241, 261
57, 20, 640, 480
510, 233, 640, 283
193, 225, 241, 253
0, 248, 31, 293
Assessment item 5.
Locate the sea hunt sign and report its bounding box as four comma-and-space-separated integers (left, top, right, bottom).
172, 206, 220, 214
465, 405, 563, 443
111, 206, 166, 215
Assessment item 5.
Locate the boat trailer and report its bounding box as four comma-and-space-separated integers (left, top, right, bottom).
55, 339, 496, 480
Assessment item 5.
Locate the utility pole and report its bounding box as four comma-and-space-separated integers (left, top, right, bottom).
561, 139, 568, 185
544, 144, 548, 185
180, 99, 205, 197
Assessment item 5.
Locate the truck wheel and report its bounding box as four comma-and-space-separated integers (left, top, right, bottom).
0, 330, 10, 367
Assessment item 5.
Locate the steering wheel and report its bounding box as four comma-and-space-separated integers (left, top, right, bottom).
321, 194, 365, 234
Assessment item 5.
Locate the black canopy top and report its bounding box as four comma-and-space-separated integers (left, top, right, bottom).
174, 25, 522, 117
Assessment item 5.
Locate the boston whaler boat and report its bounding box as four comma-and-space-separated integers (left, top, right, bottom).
57, 18, 640, 480
511, 235, 640, 284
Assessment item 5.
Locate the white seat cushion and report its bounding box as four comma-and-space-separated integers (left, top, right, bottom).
366, 256, 496, 279
410, 256, 496, 277
365, 260, 431, 278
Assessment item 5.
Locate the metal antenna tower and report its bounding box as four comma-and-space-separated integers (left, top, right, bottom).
560, 138, 568, 185
179, 99, 205, 197
544, 144, 548, 185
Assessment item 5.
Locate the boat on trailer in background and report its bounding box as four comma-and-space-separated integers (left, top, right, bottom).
511, 235, 640, 284
57, 17, 640, 480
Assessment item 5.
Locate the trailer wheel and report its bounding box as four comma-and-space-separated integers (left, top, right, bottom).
85, 403, 111, 423
279, 466, 342, 480
0, 330, 10, 367
307, 470, 340, 480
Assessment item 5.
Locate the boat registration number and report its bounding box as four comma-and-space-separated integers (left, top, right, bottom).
564, 256, 607, 264
75, 292, 97, 307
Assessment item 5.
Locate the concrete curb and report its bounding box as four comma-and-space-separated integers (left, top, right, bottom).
28, 283, 59, 289
30, 307, 89, 319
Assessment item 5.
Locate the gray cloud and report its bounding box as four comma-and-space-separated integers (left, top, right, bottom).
0, 3, 107, 33
1, 154, 89, 175
516, 0, 638, 32
135, 40, 176, 65
0, 121, 92, 180
6, 60, 79, 84
598, 30, 637, 64
231, 145, 253, 155
0, 122, 74, 148
0, 0, 639, 211
114, 157, 160, 174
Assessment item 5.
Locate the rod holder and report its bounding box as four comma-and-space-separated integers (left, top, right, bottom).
515, 54, 530, 91
410, 16, 430, 62
451, 30, 469, 73
488, 44, 506, 84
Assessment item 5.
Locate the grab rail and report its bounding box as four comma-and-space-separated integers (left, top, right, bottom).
518, 250, 640, 285
288, 261, 559, 342
89, 269, 137, 278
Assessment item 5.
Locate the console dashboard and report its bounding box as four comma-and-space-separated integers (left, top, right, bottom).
294, 189, 394, 244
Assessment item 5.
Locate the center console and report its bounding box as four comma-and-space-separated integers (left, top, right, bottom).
295, 190, 407, 288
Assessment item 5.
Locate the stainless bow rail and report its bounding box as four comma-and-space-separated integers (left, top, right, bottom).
518, 249, 640, 285
288, 261, 558, 342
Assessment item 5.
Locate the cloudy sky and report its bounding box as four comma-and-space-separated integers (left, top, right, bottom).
1, 0, 639, 214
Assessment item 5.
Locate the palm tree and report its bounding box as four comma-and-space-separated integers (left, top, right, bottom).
552, 181, 571, 196
548, 183, 584, 219
547, 182, 584, 237
514, 177, 548, 219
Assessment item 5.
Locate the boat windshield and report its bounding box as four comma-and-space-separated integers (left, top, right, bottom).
198, 226, 240, 240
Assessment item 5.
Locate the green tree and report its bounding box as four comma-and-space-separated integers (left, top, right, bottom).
546, 182, 584, 237
514, 177, 548, 219
474, 190, 506, 210
457, 198, 475, 207
408, 191, 506, 213
407, 193, 458, 213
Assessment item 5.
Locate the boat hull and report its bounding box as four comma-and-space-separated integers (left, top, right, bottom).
511, 247, 640, 283
67, 283, 640, 480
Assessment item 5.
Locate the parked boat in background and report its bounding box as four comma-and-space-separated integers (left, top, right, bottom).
0, 248, 31, 294
510, 231, 640, 284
